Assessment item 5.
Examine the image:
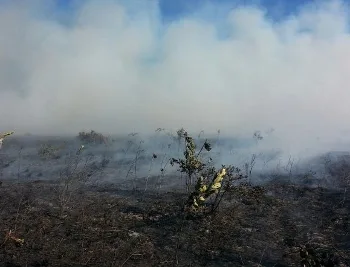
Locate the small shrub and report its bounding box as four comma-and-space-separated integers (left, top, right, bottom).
170, 129, 246, 214
38, 143, 62, 159
77, 130, 108, 145
170, 130, 210, 190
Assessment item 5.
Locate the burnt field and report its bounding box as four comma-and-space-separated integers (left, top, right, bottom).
0, 131, 349, 267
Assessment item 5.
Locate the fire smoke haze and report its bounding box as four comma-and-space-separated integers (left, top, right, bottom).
1, 0, 350, 154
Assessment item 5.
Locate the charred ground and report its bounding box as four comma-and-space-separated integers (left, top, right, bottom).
0, 132, 349, 266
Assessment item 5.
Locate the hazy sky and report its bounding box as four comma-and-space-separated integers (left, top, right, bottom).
0, 0, 350, 151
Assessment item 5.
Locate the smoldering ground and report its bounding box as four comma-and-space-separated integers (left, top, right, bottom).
0, 129, 349, 192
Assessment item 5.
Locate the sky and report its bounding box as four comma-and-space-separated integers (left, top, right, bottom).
53, 0, 317, 21
1, 0, 350, 156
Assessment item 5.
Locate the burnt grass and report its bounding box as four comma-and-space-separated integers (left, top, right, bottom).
0, 179, 349, 267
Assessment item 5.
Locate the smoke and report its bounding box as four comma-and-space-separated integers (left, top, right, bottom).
1, 0, 350, 159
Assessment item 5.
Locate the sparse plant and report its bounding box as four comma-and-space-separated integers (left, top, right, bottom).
170, 130, 246, 213
78, 130, 109, 145
144, 153, 157, 191
185, 169, 220, 211
322, 154, 350, 205
125, 139, 144, 191
253, 130, 263, 143
38, 143, 62, 159
16, 146, 23, 180
174, 127, 186, 155
197, 130, 205, 140
170, 130, 210, 191
156, 141, 174, 191
244, 153, 259, 182
56, 145, 105, 217
243, 130, 265, 182
284, 155, 297, 178
0, 131, 14, 150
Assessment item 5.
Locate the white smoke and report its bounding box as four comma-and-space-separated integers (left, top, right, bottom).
1, 0, 350, 159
